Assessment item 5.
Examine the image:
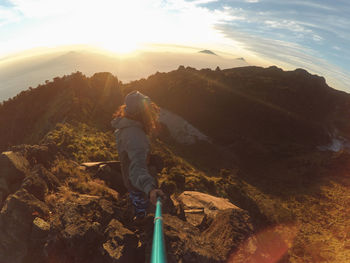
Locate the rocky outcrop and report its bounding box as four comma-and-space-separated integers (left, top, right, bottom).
0, 151, 30, 207
45, 194, 124, 263
0, 189, 49, 263
173, 191, 241, 226
0, 147, 254, 263
163, 210, 253, 263
103, 219, 139, 262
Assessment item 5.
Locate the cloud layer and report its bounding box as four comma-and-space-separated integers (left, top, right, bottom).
0, 0, 349, 91
193, 0, 350, 90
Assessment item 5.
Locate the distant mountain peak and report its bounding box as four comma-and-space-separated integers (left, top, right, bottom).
199, 50, 217, 56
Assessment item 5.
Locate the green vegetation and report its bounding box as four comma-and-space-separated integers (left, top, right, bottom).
46, 158, 119, 207
42, 122, 118, 163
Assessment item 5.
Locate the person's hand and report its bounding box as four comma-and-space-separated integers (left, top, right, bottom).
149, 189, 166, 205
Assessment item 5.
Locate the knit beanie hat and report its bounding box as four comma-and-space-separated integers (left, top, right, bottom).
124, 91, 151, 116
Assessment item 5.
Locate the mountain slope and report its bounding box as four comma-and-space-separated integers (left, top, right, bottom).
124, 66, 349, 154
0, 72, 122, 150
0, 66, 350, 262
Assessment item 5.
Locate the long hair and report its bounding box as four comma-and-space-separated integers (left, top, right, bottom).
113, 102, 160, 135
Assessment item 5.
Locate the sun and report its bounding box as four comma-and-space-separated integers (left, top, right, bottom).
99, 39, 141, 55
78, 0, 153, 55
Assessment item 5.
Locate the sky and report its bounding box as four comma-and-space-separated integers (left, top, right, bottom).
0, 0, 349, 91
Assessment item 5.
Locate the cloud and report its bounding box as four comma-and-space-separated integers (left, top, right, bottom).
215, 24, 350, 91
0, 6, 21, 26
264, 20, 311, 33
1, 0, 349, 91
188, 0, 349, 90
289, 1, 337, 11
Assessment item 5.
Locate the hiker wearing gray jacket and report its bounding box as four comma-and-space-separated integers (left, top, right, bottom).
111, 91, 165, 219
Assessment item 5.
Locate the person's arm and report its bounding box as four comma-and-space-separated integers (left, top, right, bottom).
127, 148, 157, 196
126, 128, 165, 204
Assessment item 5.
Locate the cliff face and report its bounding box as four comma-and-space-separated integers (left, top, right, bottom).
0, 66, 350, 262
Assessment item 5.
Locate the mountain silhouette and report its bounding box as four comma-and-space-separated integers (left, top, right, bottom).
199, 50, 218, 55
0, 49, 249, 101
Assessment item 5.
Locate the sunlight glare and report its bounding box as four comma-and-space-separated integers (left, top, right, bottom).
66, 0, 159, 54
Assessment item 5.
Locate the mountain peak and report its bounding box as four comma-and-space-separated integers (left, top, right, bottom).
198, 49, 217, 56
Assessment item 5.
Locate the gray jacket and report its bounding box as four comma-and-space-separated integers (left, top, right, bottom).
111, 117, 156, 196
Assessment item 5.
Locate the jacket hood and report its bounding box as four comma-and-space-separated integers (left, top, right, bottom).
111, 117, 143, 130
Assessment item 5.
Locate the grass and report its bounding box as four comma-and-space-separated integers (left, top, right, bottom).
42, 122, 118, 163
49, 158, 118, 201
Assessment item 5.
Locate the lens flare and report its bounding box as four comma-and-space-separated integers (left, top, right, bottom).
228, 224, 299, 263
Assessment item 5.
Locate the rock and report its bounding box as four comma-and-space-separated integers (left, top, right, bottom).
202, 209, 254, 258
162, 214, 228, 263
0, 189, 49, 263
33, 165, 60, 192
21, 165, 59, 202
27, 217, 51, 263
21, 172, 48, 201
60, 220, 104, 259
97, 162, 128, 195
0, 151, 30, 182
136, 200, 253, 263
32, 217, 51, 238
102, 219, 139, 262
0, 151, 30, 206
46, 194, 122, 262
174, 191, 241, 227
81, 161, 128, 195
10, 144, 58, 168
161, 193, 254, 262
57, 194, 117, 229
0, 176, 9, 204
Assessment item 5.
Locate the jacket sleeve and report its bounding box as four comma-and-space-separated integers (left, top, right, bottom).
126, 147, 157, 196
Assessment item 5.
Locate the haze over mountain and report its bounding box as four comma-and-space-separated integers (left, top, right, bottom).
0, 47, 248, 102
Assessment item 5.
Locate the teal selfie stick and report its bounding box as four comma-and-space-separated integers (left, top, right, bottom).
151, 197, 167, 263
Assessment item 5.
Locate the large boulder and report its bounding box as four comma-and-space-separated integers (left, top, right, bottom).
162, 214, 220, 263
46, 194, 125, 263
173, 191, 242, 227
202, 209, 254, 260
102, 219, 139, 262
137, 191, 255, 263
10, 144, 58, 168
21, 165, 59, 202
0, 189, 49, 263
80, 161, 128, 195
0, 151, 30, 206
26, 217, 51, 263
161, 211, 253, 263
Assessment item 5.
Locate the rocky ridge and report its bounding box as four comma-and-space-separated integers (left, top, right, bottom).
0, 146, 255, 263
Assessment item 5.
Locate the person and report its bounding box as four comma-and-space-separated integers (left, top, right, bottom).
111, 91, 165, 220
